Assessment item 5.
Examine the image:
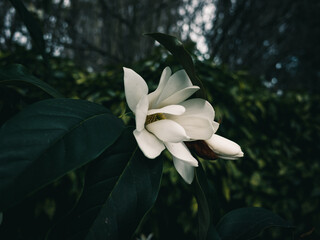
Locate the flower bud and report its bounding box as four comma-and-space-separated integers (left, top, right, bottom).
205, 134, 244, 160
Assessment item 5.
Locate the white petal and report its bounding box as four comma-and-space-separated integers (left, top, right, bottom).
179, 98, 215, 120
169, 117, 214, 140
212, 121, 220, 133
172, 157, 195, 184
165, 142, 198, 166
135, 95, 149, 131
157, 86, 200, 108
205, 134, 244, 159
147, 105, 185, 115
148, 67, 172, 107
133, 129, 165, 159
167, 99, 216, 140
156, 70, 194, 104
146, 119, 189, 142
123, 67, 148, 113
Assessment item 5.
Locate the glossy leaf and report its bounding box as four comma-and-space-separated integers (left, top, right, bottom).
0, 98, 124, 211
216, 207, 294, 240
9, 0, 48, 63
48, 127, 163, 240
193, 162, 221, 240
145, 32, 206, 98
0, 64, 63, 98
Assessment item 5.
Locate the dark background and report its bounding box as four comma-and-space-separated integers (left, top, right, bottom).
0, 0, 319, 239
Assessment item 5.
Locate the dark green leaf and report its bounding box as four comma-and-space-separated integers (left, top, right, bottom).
0, 98, 124, 211
216, 207, 294, 240
193, 162, 221, 240
145, 32, 206, 98
9, 0, 48, 63
48, 127, 163, 240
0, 64, 63, 98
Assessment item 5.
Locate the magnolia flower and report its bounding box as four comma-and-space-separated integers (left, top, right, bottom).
123, 66, 243, 183
124, 67, 218, 183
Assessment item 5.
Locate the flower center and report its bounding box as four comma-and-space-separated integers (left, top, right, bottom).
145, 113, 166, 125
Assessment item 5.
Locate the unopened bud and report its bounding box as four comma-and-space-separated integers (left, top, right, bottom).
205, 134, 244, 160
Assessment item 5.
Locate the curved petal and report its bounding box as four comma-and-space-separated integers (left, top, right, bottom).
133, 129, 165, 159
156, 69, 194, 104
179, 98, 215, 121
123, 67, 149, 113
147, 105, 185, 115
146, 119, 190, 143
156, 86, 200, 108
148, 67, 171, 108
212, 121, 220, 133
170, 117, 214, 140
172, 157, 195, 184
165, 142, 198, 166
135, 95, 149, 131
205, 134, 244, 159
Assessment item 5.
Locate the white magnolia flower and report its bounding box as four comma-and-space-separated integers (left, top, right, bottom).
123, 66, 243, 183
124, 66, 218, 183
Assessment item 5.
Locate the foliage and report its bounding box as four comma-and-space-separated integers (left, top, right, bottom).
0, 39, 318, 239
0, 6, 318, 237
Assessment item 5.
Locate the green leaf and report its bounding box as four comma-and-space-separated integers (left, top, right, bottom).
216, 207, 294, 240
9, 0, 48, 63
193, 162, 221, 240
145, 32, 206, 98
0, 64, 63, 98
0, 98, 124, 211
47, 127, 163, 240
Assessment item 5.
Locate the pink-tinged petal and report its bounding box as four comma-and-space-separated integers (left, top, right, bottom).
170, 117, 214, 140
147, 105, 185, 115
172, 157, 195, 184
135, 95, 149, 132
146, 119, 190, 143
133, 129, 165, 159
179, 98, 215, 121
165, 142, 198, 166
156, 69, 194, 104
123, 67, 148, 113
205, 134, 244, 160
148, 67, 172, 108
156, 86, 200, 108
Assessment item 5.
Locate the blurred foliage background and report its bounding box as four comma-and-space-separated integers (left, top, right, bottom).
0, 0, 319, 239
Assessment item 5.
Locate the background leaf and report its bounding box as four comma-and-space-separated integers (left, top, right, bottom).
0, 98, 123, 211
9, 0, 48, 64
48, 127, 163, 240
0, 64, 63, 98
193, 162, 221, 240
145, 33, 206, 98
216, 207, 294, 240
